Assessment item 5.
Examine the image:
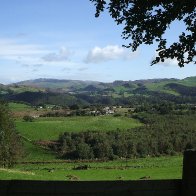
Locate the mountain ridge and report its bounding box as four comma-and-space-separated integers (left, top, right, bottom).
11, 76, 196, 88
9, 76, 196, 94
1, 76, 195, 106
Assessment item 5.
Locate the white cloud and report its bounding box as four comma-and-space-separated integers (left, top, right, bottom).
84, 45, 138, 64
152, 52, 179, 67
21, 64, 31, 68
159, 58, 179, 66
61, 67, 71, 72
0, 38, 48, 58
0, 38, 105, 83
157, 52, 192, 67
33, 64, 43, 67
32, 68, 38, 72
0, 38, 78, 70
42, 47, 72, 62
78, 67, 88, 72
22, 63, 43, 68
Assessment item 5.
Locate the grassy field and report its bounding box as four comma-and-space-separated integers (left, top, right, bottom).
9, 102, 54, 118
145, 81, 180, 96
16, 116, 142, 141
9, 102, 32, 112
180, 77, 196, 86
1, 104, 183, 181
21, 140, 57, 161
0, 155, 183, 181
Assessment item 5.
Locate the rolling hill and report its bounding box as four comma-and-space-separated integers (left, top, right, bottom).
15, 78, 101, 92
0, 76, 195, 106
11, 76, 196, 93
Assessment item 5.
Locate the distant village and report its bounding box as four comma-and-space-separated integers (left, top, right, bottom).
27, 104, 136, 119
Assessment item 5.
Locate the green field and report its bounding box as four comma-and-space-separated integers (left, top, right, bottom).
16, 116, 141, 140
0, 108, 183, 181
0, 156, 182, 181
145, 81, 180, 96
8, 86, 44, 94
21, 140, 57, 161
9, 102, 32, 112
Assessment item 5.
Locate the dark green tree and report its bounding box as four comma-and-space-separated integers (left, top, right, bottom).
0, 101, 22, 167
76, 143, 94, 159
69, 104, 79, 110
90, 0, 196, 67
23, 115, 34, 122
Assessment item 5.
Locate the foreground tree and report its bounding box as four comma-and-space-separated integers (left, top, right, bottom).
0, 101, 22, 167
90, 0, 196, 67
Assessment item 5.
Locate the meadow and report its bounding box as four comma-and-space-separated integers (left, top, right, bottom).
0, 156, 182, 181
0, 102, 184, 181
16, 116, 141, 140
8, 102, 32, 112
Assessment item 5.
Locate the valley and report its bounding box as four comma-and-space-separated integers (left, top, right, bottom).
0, 77, 195, 181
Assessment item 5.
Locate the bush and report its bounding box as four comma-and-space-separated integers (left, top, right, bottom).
23, 115, 34, 122
69, 104, 79, 110
113, 113, 121, 117
76, 143, 94, 159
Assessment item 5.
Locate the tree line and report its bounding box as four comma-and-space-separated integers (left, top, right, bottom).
56, 113, 196, 160
0, 101, 22, 167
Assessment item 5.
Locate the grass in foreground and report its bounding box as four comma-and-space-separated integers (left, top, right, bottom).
0, 156, 182, 181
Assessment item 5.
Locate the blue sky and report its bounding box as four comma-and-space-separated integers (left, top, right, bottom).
0, 0, 195, 84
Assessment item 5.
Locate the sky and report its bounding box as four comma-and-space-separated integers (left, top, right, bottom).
0, 0, 195, 84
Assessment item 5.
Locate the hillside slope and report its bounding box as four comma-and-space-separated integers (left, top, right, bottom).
1, 77, 195, 106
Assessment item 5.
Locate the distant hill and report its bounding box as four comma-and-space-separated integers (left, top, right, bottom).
15, 78, 101, 92
180, 76, 196, 86
165, 83, 196, 96
1, 76, 195, 106
13, 76, 196, 92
